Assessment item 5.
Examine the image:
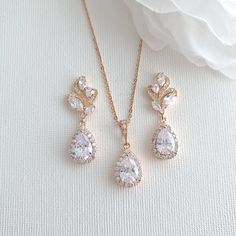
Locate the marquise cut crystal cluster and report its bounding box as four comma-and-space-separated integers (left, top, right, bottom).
67, 76, 97, 115
67, 76, 97, 163
147, 72, 178, 159
148, 72, 177, 114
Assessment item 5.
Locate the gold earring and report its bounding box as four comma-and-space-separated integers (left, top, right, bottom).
67, 75, 97, 163
147, 72, 178, 159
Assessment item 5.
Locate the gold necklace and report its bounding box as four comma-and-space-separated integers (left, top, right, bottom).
82, 0, 143, 187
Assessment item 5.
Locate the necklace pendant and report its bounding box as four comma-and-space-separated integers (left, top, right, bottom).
152, 122, 178, 159
114, 149, 142, 187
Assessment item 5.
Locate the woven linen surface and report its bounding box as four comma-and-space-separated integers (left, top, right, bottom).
0, 0, 236, 235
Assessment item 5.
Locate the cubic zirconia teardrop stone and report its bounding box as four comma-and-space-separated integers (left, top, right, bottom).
69, 129, 96, 163
114, 151, 142, 187
152, 124, 178, 159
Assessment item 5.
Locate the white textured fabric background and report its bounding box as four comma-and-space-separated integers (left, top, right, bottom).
1, 0, 236, 235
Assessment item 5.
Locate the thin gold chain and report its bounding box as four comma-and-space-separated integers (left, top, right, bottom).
82, 0, 143, 125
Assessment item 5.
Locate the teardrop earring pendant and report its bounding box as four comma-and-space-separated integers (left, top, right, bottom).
67, 75, 98, 163
147, 72, 178, 159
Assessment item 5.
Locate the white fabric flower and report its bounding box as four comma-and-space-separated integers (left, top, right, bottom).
124, 0, 236, 79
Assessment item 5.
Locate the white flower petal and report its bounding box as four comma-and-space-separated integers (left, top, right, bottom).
124, 0, 236, 80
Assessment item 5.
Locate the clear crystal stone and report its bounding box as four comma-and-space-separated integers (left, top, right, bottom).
68, 94, 84, 111
152, 101, 164, 113
85, 105, 95, 114
154, 126, 177, 158
84, 87, 96, 97
151, 84, 159, 93
69, 130, 95, 163
115, 151, 142, 187
156, 72, 166, 87
162, 93, 176, 108
77, 76, 86, 90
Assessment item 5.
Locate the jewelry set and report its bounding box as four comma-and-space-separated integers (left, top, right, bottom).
66, 0, 179, 188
